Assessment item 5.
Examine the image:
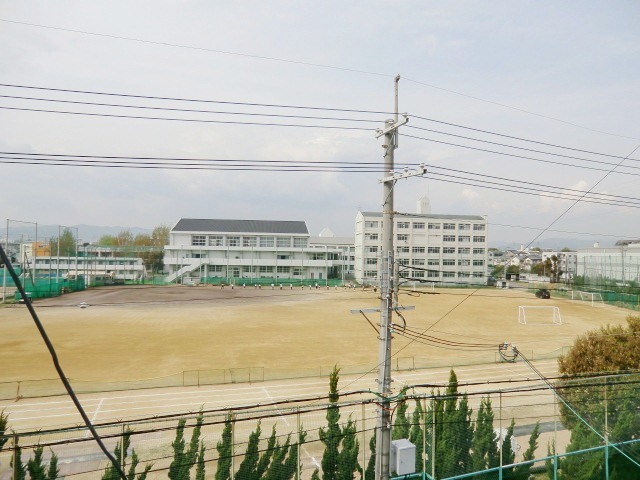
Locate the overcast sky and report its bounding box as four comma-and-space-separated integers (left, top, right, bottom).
1, 1, 639, 247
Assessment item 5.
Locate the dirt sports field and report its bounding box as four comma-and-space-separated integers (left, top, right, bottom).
0, 284, 632, 385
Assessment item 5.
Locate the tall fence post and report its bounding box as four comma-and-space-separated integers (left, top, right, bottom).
431, 398, 436, 480
121, 423, 126, 471
499, 391, 503, 480
553, 391, 558, 480
604, 376, 609, 480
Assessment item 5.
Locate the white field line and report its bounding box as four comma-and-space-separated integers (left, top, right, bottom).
84, 398, 105, 438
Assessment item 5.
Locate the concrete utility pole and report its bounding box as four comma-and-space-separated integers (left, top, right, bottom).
375, 75, 405, 480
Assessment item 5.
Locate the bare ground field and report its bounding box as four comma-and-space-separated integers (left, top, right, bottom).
0, 284, 632, 384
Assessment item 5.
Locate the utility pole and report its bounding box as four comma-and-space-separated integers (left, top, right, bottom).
375, 75, 405, 480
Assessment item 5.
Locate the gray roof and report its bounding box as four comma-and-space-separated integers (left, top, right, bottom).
361, 212, 485, 221
172, 218, 309, 235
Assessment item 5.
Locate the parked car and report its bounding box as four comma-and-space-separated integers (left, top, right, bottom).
535, 288, 550, 299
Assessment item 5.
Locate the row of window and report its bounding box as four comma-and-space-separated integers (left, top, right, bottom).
365, 258, 484, 266
364, 270, 484, 279
364, 221, 486, 231
364, 233, 486, 243
191, 235, 308, 248
367, 246, 485, 254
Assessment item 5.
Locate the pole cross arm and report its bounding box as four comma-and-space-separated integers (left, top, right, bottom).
379, 165, 427, 183
375, 114, 409, 138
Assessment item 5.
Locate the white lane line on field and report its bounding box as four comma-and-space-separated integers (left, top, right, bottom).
262, 386, 320, 469
84, 398, 105, 438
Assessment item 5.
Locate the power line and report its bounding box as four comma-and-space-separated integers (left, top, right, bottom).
2, 19, 639, 141
0, 105, 374, 130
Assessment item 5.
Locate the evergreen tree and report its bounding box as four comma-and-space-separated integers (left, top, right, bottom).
364, 429, 376, 480
279, 429, 307, 480
168, 413, 204, 480
500, 419, 515, 479
47, 452, 59, 480
470, 397, 499, 478
102, 430, 130, 480
256, 425, 278, 479
408, 399, 424, 473
0, 410, 8, 452
236, 422, 262, 480
10, 443, 26, 480
215, 415, 233, 480
195, 441, 206, 480
392, 400, 409, 440
513, 422, 539, 480
263, 435, 291, 480
319, 366, 361, 480
26, 446, 62, 480
311, 468, 321, 480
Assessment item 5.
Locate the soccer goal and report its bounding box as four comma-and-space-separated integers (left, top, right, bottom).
518, 306, 563, 325
572, 290, 605, 307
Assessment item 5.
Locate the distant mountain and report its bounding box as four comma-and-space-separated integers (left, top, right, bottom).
490, 237, 615, 251
6, 224, 152, 243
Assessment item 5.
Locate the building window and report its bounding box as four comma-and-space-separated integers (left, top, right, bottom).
311, 253, 325, 260
277, 254, 290, 260
459, 224, 471, 231
368, 246, 378, 253
427, 270, 439, 278
209, 235, 223, 246
365, 221, 379, 228
259, 266, 273, 273
428, 223, 441, 230
443, 247, 456, 254
443, 235, 456, 242
473, 224, 486, 231
412, 259, 425, 266
398, 258, 409, 266
293, 267, 303, 276
243, 236, 257, 247
260, 237, 275, 247
397, 222, 410, 229
428, 259, 440, 266
412, 246, 425, 254
397, 234, 409, 242
365, 233, 379, 241
191, 235, 206, 246
210, 265, 223, 272
413, 222, 425, 229
428, 247, 440, 254
366, 258, 378, 265
473, 248, 485, 255
365, 270, 377, 278
443, 223, 456, 230
458, 236, 471, 243
412, 271, 425, 278
443, 271, 455, 278
277, 266, 289, 274
293, 238, 308, 248
397, 246, 410, 253
473, 236, 486, 243
458, 247, 470, 254
458, 259, 471, 266
473, 260, 485, 266
443, 259, 455, 266
459, 272, 470, 278
473, 272, 484, 278
227, 236, 240, 247
277, 237, 291, 248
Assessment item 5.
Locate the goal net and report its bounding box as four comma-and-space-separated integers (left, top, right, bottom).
518, 306, 563, 325
572, 290, 605, 307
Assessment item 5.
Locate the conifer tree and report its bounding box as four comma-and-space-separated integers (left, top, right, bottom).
195, 441, 206, 480
215, 415, 233, 480
10, 443, 26, 480
364, 429, 376, 480
408, 399, 424, 473
47, 451, 59, 480
513, 421, 539, 480
256, 425, 278, 479
26, 445, 61, 480
0, 410, 8, 452
470, 397, 499, 479
279, 429, 306, 480
101, 428, 150, 480
236, 422, 262, 480
168, 413, 204, 480
392, 400, 409, 440
500, 419, 515, 479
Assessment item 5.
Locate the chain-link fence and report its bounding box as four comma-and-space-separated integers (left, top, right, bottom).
2, 373, 638, 479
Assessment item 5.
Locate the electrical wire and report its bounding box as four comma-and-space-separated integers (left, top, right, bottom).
0, 245, 128, 480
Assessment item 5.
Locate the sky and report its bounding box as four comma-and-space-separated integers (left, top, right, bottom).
1, 1, 639, 247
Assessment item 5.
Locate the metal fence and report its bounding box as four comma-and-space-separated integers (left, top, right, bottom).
0, 348, 571, 402
2, 373, 638, 480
